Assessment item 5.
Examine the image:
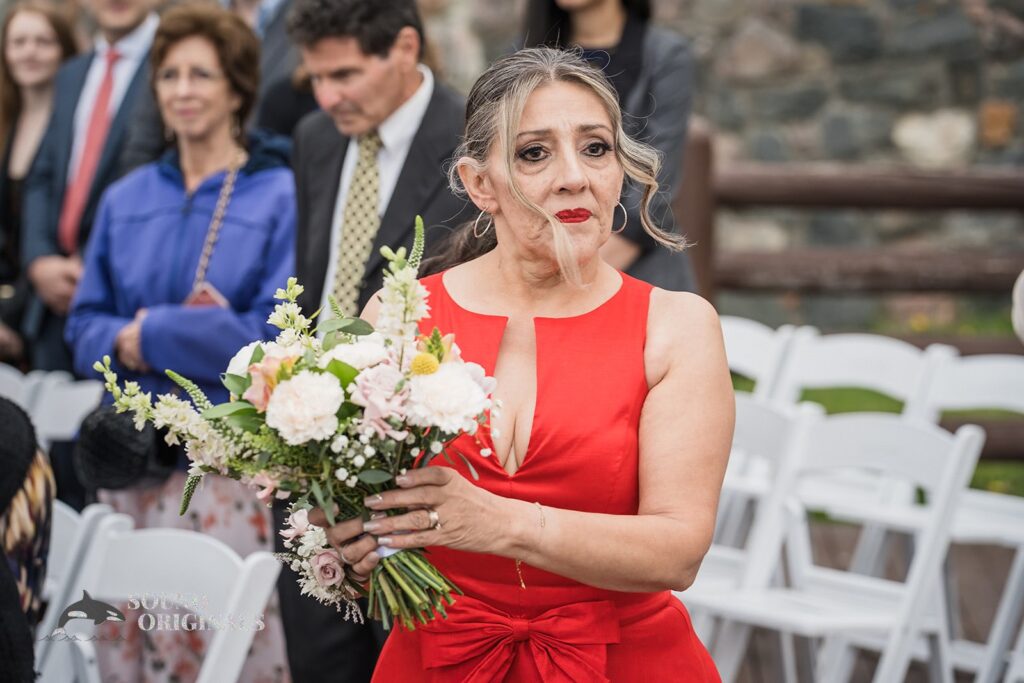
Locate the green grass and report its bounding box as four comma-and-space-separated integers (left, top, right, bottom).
731, 374, 1024, 496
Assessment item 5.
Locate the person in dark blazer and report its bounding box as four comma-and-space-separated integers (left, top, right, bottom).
21, 0, 158, 374
0, 3, 79, 368
281, 1, 473, 680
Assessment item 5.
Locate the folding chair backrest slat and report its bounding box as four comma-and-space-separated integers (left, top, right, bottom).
925, 354, 1024, 415
802, 413, 965, 496
772, 329, 957, 420
721, 317, 795, 400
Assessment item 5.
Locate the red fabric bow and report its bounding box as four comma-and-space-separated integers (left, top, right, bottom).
419, 594, 621, 682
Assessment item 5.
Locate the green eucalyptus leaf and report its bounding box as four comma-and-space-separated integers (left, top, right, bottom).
337, 402, 359, 421
325, 360, 359, 388
202, 401, 256, 419
318, 317, 374, 336
225, 413, 261, 433
322, 331, 341, 352
249, 344, 265, 365
357, 469, 393, 485
220, 372, 250, 397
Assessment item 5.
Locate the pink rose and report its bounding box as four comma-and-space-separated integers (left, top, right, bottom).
242, 356, 296, 413
311, 550, 344, 588
280, 508, 310, 541
251, 473, 289, 505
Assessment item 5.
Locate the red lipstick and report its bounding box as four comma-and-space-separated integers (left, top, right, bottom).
555, 208, 592, 223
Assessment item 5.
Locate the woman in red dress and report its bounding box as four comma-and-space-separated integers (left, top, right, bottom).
312, 47, 734, 682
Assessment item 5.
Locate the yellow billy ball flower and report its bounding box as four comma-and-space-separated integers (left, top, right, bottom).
410, 352, 440, 375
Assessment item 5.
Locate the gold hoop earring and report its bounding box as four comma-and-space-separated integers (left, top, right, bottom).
612, 202, 627, 234
472, 211, 491, 239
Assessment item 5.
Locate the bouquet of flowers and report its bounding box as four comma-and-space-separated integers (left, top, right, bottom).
94, 218, 497, 630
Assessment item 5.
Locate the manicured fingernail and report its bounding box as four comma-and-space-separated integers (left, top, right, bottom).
377, 537, 392, 547
395, 475, 410, 486
370, 512, 386, 520
366, 551, 380, 565
364, 494, 383, 508
363, 521, 380, 533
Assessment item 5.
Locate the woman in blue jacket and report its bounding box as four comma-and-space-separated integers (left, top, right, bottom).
65, 5, 293, 681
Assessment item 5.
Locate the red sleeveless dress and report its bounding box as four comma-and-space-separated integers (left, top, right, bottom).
371, 271, 719, 683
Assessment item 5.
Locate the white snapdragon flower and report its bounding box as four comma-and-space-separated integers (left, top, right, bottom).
268, 302, 310, 331
405, 362, 493, 434
266, 371, 345, 445
151, 395, 204, 445
376, 267, 429, 342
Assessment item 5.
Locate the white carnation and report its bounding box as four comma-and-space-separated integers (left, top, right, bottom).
266, 371, 345, 445
406, 362, 491, 434
318, 333, 389, 370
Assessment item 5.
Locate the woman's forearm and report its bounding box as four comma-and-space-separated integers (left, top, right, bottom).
493, 496, 709, 593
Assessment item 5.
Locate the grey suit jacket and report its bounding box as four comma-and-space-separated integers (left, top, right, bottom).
259, 0, 299, 101
620, 26, 696, 293
292, 81, 474, 316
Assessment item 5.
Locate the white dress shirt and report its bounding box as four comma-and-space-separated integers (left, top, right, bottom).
319, 64, 435, 318
67, 13, 159, 184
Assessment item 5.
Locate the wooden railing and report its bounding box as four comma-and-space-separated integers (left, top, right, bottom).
673, 120, 1024, 459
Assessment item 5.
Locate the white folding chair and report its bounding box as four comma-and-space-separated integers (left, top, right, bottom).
685, 412, 984, 683
683, 396, 823, 681
720, 316, 797, 401
926, 355, 1024, 683
0, 362, 28, 407
30, 377, 103, 450
53, 513, 280, 683
35, 502, 113, 670
715, 318, 798, 546
1005, 623, 1024, 683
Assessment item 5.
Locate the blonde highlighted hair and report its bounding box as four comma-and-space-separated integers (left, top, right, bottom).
444, 47, 686, 285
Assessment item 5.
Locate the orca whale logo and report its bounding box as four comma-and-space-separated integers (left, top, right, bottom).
53, 590, 125, 633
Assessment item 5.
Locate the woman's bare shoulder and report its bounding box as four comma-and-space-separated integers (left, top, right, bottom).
645, 288, 726, 382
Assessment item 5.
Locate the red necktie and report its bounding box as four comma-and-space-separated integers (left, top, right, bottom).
58, 48, 120, 255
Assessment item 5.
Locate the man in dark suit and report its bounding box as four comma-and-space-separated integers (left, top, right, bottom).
22, 0, 159, 374
280, 1, 472, 680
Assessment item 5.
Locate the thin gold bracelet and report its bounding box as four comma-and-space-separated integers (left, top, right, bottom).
515, 502, 546, 590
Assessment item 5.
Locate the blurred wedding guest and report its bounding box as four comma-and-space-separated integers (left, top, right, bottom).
417, 0, 485, 94
523, 0, 696, 292
0, 3, 77, 369
249, 0, 319, 137
0, 397, 56, 682
22, 0, 159, 374
281, 0, 473, 679
65, 4, 295, 680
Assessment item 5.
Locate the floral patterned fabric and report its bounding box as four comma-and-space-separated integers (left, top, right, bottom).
95, 473, 291, 683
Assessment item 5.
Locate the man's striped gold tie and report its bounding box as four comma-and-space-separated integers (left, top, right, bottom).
332, 131, 383, 315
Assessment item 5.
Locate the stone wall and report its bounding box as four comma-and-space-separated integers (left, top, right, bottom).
468, 0, 1024, 332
